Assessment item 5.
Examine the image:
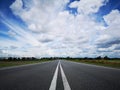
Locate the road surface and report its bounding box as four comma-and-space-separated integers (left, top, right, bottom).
0, 60, 120, 90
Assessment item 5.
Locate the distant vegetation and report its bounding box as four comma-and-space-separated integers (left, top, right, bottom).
65, 56, 120, 69
0, 56, 120, 61
0, 57, 51, 68
0, 56, 120, 68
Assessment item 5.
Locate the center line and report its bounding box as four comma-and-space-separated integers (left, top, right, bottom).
60, 61, 71, 90
49, 61, 60, 90
49, 61, 71, 90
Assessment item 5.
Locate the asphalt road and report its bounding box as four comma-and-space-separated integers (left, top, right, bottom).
0, 60, 120, 90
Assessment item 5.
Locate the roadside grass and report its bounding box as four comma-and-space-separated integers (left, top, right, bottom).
0, 60, 50, 68
70, 60, 120, 69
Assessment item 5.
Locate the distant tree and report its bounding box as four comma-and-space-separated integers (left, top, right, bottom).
104, 56, 109, 60
17, 57, 21, 61
8, 57, 13, 61
84, 57, 88, 60
66, 56, 70, 59
21, 57, 26, 61
96, 56, 102, 60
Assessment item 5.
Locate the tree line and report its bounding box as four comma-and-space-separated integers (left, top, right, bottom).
0, 56, 120, 61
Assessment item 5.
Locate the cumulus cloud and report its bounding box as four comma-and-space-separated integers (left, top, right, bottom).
69, 0, 108, 15
94, 10, 120, 57
96, 10, 120, 48
0, 0, 119, 57
103, 10, 120, 37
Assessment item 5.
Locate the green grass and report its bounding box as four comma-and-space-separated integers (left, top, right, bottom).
0, 60, 50, 68
70, 60, 120, 69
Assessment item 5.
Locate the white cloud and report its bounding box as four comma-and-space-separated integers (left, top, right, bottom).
93, 10, 120, 57
96, 10, 120, 47
69, 0, 108, 15
1, 16, 40, 46
8, 0, 106, 57
0, 0, 118, 57
104, 10, 120, 25
10, 0, 68, 32
103, 10, 120, 36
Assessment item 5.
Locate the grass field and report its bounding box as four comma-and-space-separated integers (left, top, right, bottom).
0, 60, 50, 68
1, 59, 120, 69
70, 60, 120, 69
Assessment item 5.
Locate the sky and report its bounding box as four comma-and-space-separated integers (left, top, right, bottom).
0, 0, 120, 58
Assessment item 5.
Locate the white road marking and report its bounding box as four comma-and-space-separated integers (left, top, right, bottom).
49, 61, 60, 90
60, 61, 71, 90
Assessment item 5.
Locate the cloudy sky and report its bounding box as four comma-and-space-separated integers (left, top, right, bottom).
0, 0, 120, 58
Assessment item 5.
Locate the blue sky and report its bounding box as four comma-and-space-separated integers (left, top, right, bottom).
0, 0, 120, 58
